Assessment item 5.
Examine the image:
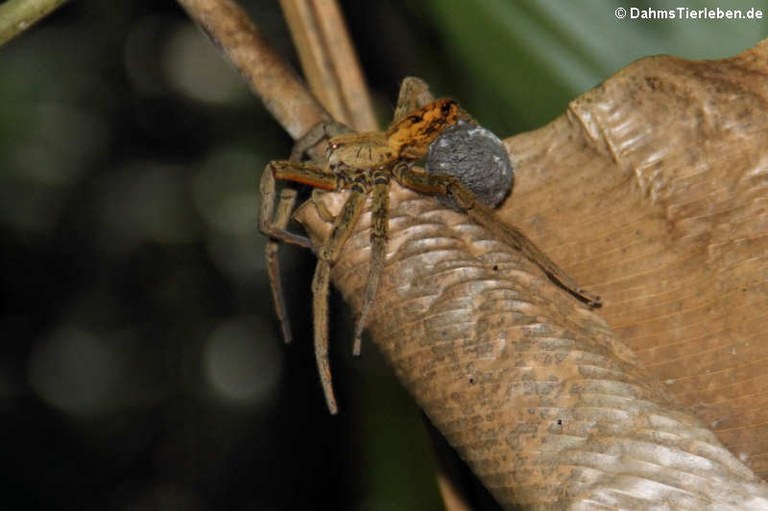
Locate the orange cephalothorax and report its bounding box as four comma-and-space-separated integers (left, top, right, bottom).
385, 99, 462, 159
325, 99, 463, 171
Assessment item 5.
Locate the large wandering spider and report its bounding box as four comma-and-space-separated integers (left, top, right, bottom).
260, 78, 600, 414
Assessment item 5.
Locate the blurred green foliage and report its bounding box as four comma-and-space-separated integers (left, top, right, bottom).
418, 0, 768, 129
1, 0, 765, 509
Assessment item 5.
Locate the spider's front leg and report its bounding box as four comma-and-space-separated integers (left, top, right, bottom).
392, 77, 435, 124
312, 179, 369, 414
261, 121, 352, 247
260, 165, 310, 345
352, 168, 390, 355
260, 122, 351, 343
262, 158, 360, 413
393, 164, 602, 307
260, 160, 335, 344
260, 163, 340, 344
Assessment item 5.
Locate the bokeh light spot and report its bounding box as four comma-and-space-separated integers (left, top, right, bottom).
193, 148, 267, 281
27, 327, 120, 416
162, 23, 247, 104
203, 318, 281, 407
98, 162, 198, 252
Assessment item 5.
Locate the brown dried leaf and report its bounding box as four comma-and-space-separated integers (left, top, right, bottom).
295, 42, 768, 508
501, 40, 768, 479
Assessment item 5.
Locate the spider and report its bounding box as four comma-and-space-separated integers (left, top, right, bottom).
260, 78, 600, 414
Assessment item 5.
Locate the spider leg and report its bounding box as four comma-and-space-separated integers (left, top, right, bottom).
464, 198, 602, 307
265, 190, 300, 344
394, 164, 601, 307
290, 120, 352, 162
352, 168, 389, 356
261, 119, 352, 248
312, 183, 368, 414
260, 163, 313, 248
392, 77, 436, 124
260, 166, 309, 345
260, 160, 349, 345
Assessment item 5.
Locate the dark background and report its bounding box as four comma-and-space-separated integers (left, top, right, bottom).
1, 0, 765, 509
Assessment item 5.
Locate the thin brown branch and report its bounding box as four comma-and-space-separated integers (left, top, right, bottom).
176, 0, 328, 140
0, 0, 67, 47
279, 0, 376, 131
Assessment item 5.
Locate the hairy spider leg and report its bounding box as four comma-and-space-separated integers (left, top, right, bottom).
260, 165, 315, 247
352, 167, 390, 356
264, 158, 367, 413
260, 160, 344, 344
393, 164, 601, 308
312, 182, 368, 414
348, 78, 442, 352
260, 122, 352, 344
392, 77, 435, 124
260, 122, 351, 247
260, 168, 311, 344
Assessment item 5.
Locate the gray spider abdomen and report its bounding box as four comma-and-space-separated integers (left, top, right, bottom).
425, 120, 514, 209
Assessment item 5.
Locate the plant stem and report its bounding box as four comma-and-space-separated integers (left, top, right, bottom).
0, 0, 67, 47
